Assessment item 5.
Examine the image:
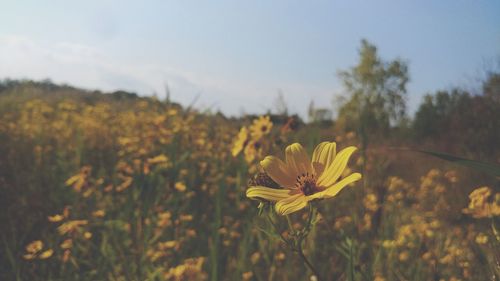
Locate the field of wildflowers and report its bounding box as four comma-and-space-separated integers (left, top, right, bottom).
0, 83, 499, 281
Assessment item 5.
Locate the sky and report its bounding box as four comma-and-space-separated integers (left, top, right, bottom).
0, 1, 499, 119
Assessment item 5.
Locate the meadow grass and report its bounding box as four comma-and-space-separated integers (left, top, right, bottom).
0, 85, 499, 281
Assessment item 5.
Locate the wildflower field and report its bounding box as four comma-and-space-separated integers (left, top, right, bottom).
0, 78, 498, 281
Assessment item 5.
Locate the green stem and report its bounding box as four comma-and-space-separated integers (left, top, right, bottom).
297, 241, 322, 281
302, 204, 315, 238
293, 205, 322, 280
492, 218, 500, 242
266, 213, 290, 247
267, 205, 323, 280
286, 215, 294, 235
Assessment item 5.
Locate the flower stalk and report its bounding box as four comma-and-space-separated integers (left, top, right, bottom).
265, 204, 323, 281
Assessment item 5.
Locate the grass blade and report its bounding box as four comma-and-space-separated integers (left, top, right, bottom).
416, 150, 500, 178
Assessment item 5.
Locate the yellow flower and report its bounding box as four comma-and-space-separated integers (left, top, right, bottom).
468, 186, 491, 209
57, 220, 88, 235
399, 251, 410, 262
65, 166, 91, 193
47, 214, 64, 222
463, 186, 500, 218
175, 182, 187, 192
83, 231, 93, 239
243, 140, 262, 163
246, 142, 361, 215
186, 229, 197, 238
242, 271, 253, 281
24, 240, 53, 260
60, 239, 73, 249
475, 233, 488, 244
363, 193, 378, 212
159, 240, 178, 249
164, 257, 207, 280
39, 249, 54, 259
180, 214, 193, 222
231, 127, 249, 157
147, 154, 169, 165
249, 116, 272, 140
92, 210, 105, 218
23, 253, 36, 260
116, 176, 133, 192
382, 240, 396, 248
26, 240, 43, 254
157, 211, 172, 228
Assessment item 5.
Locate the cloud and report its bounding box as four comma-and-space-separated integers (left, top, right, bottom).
0, 35, 336, 118
0, 35, 203, 105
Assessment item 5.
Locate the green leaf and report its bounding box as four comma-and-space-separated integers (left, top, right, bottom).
2, 235, 18, 280
333, 244, 350, 259
417, 150, 500, 178
255, 226, 282, 242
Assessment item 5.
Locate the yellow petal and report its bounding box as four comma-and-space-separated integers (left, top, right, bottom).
285, 143, 313, 178
246, 186, 293, 202
23, 254, 35, 260
26, 240, 43, 254
317, 146, 357, 187
39, 249, 54, 259
310, 173, 362, 200
84, 232, 92, 239
260, 156, 296, 188
312, 142, 336, 175
48, 214, 64, 223
275, 193, 308, 215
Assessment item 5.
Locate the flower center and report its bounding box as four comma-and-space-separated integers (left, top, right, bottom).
295, 173, 318, 196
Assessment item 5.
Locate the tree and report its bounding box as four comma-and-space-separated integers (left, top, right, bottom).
413, 75, 500, 160
336, 39, 409, 136
274, 90, 289, 116
413, 89, 470, 139
483, 72, 500, 103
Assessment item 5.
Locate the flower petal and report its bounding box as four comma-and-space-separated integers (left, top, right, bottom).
246, 186, 293, 201
275, 193, 308, 216
312, 142, 336, 176
285, 143, 313, 178
309, 173, 362, 200
317, 146, 357, 187
260, 156, 296, 188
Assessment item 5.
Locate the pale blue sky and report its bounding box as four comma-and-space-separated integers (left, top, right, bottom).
1, 1, 499, 118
